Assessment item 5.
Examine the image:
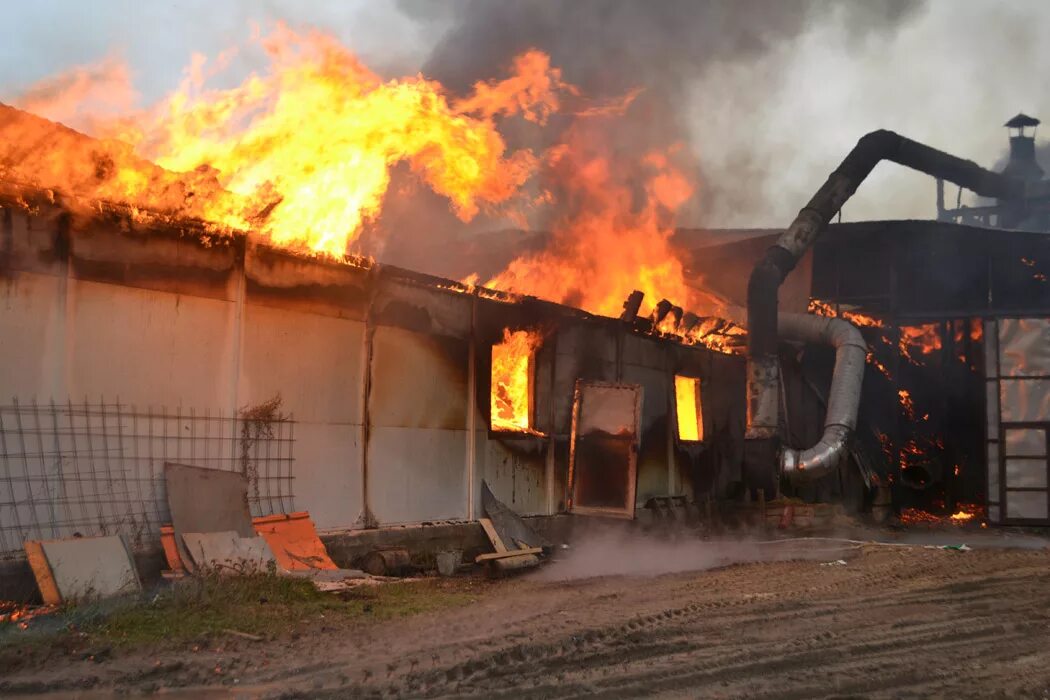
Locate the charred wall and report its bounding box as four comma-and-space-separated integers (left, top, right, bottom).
0, 190, 746, 546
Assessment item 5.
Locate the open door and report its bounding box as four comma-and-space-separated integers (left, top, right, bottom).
568, 381, 643, 518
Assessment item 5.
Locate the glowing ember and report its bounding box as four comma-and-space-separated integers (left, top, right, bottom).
674, 375, 702, 441
899, 324, 942, 365
898, 389, 915, 420
0, 600, 57, 627
900, 503, 984, 525
867, 351, 893, 380
808, 299, 885, 328
491, 329, 542, 433
685, 318, 748, 355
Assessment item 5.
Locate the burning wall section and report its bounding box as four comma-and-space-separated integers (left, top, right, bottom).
0, 188, 742, 556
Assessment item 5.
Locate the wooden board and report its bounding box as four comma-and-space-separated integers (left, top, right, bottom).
478, 517, 507, 553
23, 540, 60, 605
475, 547, 543, 563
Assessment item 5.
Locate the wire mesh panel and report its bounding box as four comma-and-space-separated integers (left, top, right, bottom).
0, 399, 294, 557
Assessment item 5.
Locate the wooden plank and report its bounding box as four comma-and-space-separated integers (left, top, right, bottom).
490, 553, 540, 573
478, 518, 507, 553
475, 547, 543, 563
24, 540, 61, 605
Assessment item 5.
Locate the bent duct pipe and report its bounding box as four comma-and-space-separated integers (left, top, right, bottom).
746, 130, 1025, 446
777, 312, 867, 480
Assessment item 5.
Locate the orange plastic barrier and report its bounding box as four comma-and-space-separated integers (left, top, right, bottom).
161, 511, 336, 573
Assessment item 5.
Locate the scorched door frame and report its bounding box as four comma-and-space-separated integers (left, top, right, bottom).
567, 380, 643, 519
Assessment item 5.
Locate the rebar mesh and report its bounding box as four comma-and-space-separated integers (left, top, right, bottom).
0, 398, 295, 557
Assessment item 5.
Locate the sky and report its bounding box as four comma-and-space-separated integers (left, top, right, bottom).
1, 0, 1047, 229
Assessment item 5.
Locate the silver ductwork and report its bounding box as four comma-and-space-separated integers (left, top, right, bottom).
777, 312, 866, 480
746, 130, 1025, 450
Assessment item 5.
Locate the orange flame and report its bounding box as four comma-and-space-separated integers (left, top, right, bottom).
674, 375, 702, 441
8, 26, 740, 338
483, 127, 726, 322
899, 324, 942, 364
900, 503, 984, 525
685, 317, 747, 355
491, 329, 542, 433
807, 299, 885, 328
3, 26, 574, 257
0, 601, 57, 627
11, 54, 136, 131
898, 389, 915, 420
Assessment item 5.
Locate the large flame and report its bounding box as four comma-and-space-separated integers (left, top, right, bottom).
4, 25, 740, 337
4, 25, 572, 256
491, 329, 542, 433
674, 375, 702, 441
483, 127, 725, 320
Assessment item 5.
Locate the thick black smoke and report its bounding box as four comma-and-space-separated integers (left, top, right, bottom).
375, 1, 924, 277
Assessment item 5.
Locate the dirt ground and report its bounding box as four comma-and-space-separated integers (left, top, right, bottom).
4, 533, 1050, 699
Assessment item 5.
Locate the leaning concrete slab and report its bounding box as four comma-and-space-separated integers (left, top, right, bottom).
182, 531, 277, 574
165, 463, 254, 573
24, 535, 141, 605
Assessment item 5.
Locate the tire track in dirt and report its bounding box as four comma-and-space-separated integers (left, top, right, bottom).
6, 543, 1049, 698
348, 547, 1050, 699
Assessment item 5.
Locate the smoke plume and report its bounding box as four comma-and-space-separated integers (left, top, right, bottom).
377, 0, 924, 276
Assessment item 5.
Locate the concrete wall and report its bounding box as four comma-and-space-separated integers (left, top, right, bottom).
0, 192, 744, 553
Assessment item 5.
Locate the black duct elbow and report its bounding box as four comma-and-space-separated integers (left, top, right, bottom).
747, 245, 796, 359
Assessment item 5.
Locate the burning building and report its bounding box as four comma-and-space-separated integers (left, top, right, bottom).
686, 114, 1050, 526
0, 160, 747, 578
1, 22, 1049, 592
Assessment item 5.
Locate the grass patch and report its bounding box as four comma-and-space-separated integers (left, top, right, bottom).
2, 574, 479, 654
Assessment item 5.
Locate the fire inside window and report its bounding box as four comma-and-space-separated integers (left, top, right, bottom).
491, 329, 542, 433
674, 375, 703, 442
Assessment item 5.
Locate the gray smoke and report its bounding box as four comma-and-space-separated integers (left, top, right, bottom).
374, 0, 924, 274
